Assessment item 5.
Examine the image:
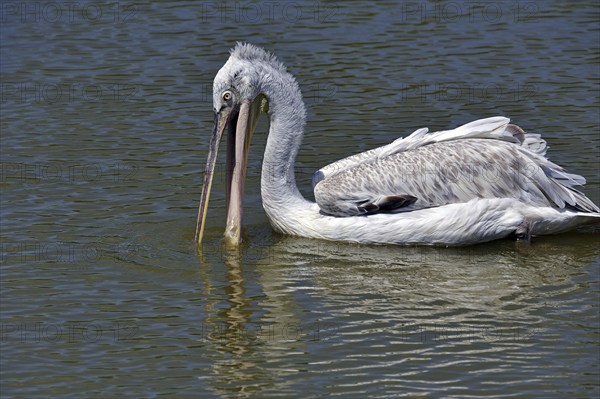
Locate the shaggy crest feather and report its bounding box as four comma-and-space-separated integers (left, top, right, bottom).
230, 42, 287, 73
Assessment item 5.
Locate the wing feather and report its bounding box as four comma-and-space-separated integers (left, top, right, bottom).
313, 117, 599, 217
313, 116, 512, 187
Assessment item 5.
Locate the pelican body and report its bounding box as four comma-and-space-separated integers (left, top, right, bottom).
195, 43, 599, 246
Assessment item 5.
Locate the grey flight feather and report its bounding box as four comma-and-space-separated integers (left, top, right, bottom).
313, 117, 599, 217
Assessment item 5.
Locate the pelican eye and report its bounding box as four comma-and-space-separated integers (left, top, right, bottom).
222, 91, 232, 101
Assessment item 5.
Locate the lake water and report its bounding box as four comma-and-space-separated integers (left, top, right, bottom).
1, 1, 599, 397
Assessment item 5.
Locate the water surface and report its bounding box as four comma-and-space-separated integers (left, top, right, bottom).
1, 1, 599, 397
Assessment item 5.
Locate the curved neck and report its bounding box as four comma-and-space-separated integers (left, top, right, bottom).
259, 73, 312, 233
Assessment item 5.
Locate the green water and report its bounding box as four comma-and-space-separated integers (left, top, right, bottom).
1, 1, 599, 397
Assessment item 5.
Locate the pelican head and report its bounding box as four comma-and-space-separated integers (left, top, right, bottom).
195, 43, 276, 246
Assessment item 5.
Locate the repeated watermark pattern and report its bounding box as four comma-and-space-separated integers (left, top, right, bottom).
0, 2, 138, 23
198, 81, 338, 105
399, 82, 538, 104
201, 81, 536, 107
0, 162, 138, 183
199, 1, 339, 24
0, 240, 140, 265
0, 319, 541, 346
394, 1, 541, 23
0, 83, 139, 104
200, 320, 340, 342
397, 322, 540, 343
0, 321, 139, 343
0, 80, 536, 108
196, 240, 525, 266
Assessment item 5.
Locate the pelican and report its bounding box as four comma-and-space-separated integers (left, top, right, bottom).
195, 43, 599, 246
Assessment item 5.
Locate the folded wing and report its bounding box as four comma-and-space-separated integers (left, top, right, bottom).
313, 117, 599, 216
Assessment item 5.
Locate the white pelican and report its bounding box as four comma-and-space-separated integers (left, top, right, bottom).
195, 43, 599, 246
